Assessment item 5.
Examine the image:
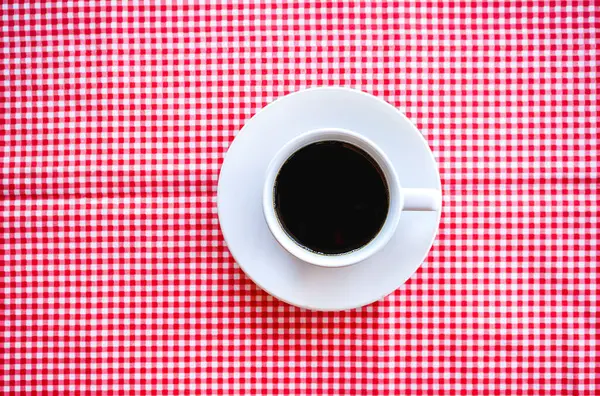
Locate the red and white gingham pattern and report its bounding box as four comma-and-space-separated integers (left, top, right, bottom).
1, 1, 598, 395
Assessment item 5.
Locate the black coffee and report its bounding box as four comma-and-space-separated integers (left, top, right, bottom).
274, 141, 389, 255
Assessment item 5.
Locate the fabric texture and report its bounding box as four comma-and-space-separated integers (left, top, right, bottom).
1, 1, 597, 394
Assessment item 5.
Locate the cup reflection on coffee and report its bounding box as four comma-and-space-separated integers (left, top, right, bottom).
274, 140, 389, 255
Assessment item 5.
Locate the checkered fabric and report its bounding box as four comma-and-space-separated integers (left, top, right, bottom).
1, 1, 598, 395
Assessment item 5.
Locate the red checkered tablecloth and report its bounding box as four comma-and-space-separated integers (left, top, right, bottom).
1, 1, 598, 395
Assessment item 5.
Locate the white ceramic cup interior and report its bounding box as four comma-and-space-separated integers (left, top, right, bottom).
263, 128, 441, 268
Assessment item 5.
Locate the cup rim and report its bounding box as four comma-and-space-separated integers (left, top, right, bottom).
262, 128, 403, 268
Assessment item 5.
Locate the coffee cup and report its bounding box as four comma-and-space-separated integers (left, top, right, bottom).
263, 128, 441, 268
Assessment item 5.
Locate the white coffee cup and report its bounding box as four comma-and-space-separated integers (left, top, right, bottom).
263, 128, 441, 268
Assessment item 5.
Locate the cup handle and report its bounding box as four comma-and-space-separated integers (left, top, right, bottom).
402, 188, 442, 211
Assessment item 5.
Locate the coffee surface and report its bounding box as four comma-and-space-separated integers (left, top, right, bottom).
274, 141, 389, 254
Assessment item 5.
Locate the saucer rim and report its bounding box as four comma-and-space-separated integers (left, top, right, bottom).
217, 86, 442, 311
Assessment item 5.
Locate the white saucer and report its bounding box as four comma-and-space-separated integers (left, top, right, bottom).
217, 87, 441, 311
